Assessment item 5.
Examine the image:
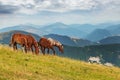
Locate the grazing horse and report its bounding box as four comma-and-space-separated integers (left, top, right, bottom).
26, 35, 39, 55
38, 37, 64, 55
9, 33, 29, 53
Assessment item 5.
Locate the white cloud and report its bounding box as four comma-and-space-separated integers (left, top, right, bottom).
0, 0, 119, 14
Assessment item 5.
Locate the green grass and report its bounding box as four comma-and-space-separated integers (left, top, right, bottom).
0, 45, 120, 80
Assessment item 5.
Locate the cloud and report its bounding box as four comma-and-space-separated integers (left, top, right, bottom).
0, 2, 19, 14
0, 0, 120, 15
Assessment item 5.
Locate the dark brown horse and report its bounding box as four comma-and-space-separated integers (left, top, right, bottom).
9, 33, 29, 53
26, 35, 39, 55
38, 37, 63, 55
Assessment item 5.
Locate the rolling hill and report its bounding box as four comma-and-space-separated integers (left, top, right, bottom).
39, 22, 87, 38
86, 29, 111, 41
57, 44, 120, 67
106, 24, 120, 35
0, 30, 41, 44
99, 36, 120, 44
44, 34, 96, 47
0, 30, 95, 47
0, 45, 120, 80
0, 24, 45, 36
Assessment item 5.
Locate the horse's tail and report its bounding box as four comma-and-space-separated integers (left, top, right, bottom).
9, 34, 14, 47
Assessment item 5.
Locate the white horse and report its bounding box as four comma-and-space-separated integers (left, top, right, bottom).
88, 56, 101, 64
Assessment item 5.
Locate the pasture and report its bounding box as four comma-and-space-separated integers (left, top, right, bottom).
0, 45, 120, 80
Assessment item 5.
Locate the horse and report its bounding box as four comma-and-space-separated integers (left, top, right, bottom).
9, 33, 29, 53
38, 37, 64, 55
26, 35, 39, 55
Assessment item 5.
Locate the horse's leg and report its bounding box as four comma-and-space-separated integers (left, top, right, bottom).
51, 47, 55, 55
13, 43, 16, 50
40, 46, 44, 54
31, 45, 34, 52
47, 48, 49, 54
24, 46, 27, 53
15, 44, 17, 50
35, 47, 39, 55
43, 47, 46, 55
41, 47, 45, 55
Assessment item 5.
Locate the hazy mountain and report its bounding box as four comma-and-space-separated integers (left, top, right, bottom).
0, 24, 44, 36
0, 22, 120, 40
86, 29, 111, 42
44, 34, 96, 47
106, 24, 120, 35
40, 22, 88, 38
69, 24, 97, 33
99, 36, 120, 44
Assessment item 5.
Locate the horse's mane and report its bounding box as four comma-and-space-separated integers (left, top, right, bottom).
47, 38, 62, 46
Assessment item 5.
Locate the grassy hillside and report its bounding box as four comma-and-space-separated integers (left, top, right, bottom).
0, 45, 120, 80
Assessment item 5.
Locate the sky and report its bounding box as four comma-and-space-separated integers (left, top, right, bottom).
0, 0, 120, 28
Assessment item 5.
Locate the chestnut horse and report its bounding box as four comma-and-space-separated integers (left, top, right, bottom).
26, 35, 39, 55
9, 33, 29, 53
38, 37, 63, 55
10, 33, 39, 55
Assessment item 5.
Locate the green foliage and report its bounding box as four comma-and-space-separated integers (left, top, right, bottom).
0, 45, 120, 80
59, 44, 120, 66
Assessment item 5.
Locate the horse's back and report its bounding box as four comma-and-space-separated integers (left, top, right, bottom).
11, 33, 27, 44
39, 37, 51, 47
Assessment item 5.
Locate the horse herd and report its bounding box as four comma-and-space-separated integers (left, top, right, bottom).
9, 33, 64, 55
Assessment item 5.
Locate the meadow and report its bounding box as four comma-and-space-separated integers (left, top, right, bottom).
0, 45, 120, 80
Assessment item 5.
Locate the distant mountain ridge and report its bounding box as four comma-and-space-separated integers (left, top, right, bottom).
86, 29, 111, 41
99, 36, 120, 44
0, 24, 44, 36
0, 30, 95, 47
1, 22, 117, 39
44, 34, 96, 47
105, 24, 120, 35
0, 22, 120, 43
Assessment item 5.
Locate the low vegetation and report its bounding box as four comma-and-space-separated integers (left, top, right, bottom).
0, 45, 120, 80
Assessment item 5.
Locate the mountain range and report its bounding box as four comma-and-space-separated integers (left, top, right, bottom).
0, 30, 96, 47
0, 22, 114, 37
0, 22, 120, 43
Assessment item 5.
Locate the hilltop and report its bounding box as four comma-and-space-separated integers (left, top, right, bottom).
0, 45, 120, 80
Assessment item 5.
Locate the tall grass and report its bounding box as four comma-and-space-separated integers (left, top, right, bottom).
0, 45, 120, 80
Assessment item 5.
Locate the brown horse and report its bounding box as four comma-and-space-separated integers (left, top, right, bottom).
10, 33, 39, 55
26, 35, 39, 55
38, 37, 63, 55
9, 33, 29, 53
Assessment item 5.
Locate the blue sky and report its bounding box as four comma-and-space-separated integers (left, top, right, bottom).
0, 0, 120, 28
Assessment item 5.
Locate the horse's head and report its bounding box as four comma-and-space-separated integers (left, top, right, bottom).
25, 43, 29, 50
35, 46, 39, 55
58, 44, 64, 53
34, 41, 40, 55
33, 41, 39, 47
